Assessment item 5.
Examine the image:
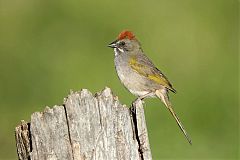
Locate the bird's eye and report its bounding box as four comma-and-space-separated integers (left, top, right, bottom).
120, 41, 125, 46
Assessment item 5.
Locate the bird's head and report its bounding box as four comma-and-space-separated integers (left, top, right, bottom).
108, 30, 141, 53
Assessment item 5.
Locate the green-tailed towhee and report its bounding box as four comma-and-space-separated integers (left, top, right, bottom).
108, 30, 192, 144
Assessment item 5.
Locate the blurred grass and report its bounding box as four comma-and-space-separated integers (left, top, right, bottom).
0, 0, 238, 159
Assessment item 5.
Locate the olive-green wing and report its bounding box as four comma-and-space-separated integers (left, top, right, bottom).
129, 53, 176, 93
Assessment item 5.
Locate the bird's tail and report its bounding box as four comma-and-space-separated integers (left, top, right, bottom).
155, 89, 192, 145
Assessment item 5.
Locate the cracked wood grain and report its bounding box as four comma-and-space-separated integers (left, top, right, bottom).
15, 120, 31, 160
15, 87, 152, 160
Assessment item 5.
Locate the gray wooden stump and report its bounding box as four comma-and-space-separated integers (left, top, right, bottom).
15, 87, 152, 160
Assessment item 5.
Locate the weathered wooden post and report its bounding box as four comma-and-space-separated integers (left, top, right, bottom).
15, 87, 152, 160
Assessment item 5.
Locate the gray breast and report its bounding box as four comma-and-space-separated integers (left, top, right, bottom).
114, 51, 155, 96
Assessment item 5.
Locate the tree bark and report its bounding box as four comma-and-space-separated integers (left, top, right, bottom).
15, 87, 152, 160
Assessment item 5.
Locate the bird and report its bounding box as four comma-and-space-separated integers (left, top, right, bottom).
108, 30, 192, 144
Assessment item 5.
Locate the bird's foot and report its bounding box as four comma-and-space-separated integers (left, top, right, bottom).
131, 98, 143, 114
130, 105, 136, 115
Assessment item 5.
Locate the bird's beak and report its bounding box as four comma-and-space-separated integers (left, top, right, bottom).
108, 40, 118, 48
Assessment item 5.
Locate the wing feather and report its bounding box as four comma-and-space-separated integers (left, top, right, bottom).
129, 53, 176, 93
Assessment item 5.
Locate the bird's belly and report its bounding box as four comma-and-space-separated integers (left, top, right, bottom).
128, 89, 156, 97
115, 58, 156, 97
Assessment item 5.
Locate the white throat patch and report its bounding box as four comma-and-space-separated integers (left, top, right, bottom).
114, 48, 124, 56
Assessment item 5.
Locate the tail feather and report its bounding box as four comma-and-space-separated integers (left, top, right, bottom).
155, 90, 192, 145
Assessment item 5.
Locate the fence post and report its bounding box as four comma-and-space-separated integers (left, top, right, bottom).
15, 87, 152, 160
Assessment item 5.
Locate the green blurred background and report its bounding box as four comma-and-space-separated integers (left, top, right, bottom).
0, 0, 238, 159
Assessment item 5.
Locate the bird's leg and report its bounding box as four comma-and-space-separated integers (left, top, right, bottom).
131, 92, 153, 114
139, 92, 154, 100
130, 92, 153, 140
